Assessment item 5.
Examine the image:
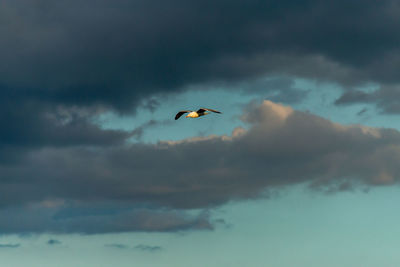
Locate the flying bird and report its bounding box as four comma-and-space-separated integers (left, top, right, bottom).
175, 108, 222, 120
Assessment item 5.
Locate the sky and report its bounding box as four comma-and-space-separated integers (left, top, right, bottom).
2, 0, 400, 266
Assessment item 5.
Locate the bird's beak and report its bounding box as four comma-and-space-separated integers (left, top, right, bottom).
185, 115, 189, 118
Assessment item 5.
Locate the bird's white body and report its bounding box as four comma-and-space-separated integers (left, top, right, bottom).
186, 111, 209, 118
175, 108, 221, 120
186, 111, 199, 118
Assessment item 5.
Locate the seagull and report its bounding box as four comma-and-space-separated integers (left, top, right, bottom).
175, 108, 222, 120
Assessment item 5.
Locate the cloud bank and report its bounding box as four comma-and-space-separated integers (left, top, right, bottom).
1, 100, 400, 233
1, 0, 400, 186
0, 0, 399, 125
2, 0, 400, 234
0, 243, 20, 248
47, 239, 62, 245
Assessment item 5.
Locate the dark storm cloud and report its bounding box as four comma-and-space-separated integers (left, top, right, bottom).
1, 101, 400, 234
2, 0, 400, 234
2, 101, 400, 210
1, 0, 400, 153
0, 100, 130, 164
1, 0, 400, 110
0, 101, 129, 149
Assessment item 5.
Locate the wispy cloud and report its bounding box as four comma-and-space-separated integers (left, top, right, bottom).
0, 243, 20, 248
134, 244, 162, 252
104, 243, 162, 252
47, 239, 62, 245
0, 204, 212, 234
130, 119, 172, 140
105, 243, 128, 249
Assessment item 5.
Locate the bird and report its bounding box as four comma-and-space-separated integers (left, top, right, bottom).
175, 108, 222, 120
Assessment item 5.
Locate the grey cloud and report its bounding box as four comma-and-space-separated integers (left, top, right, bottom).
227, 77, 309, 104
141, 99, 161, 113
2, 0, 400, 156
1, 0, 400, 111
0, 243, 20, 248
105, 243, 128, 249
47, 239, 62, 245
0, 203, 213, 234
336, 86, 400, 114
335, 90, 374, 105
2, 0, 400, 235
357, 108, 368, 116
104, 243, 163, 251
130, 119, 172, 140
0, 102, 129, 152
134, 244, 162, 252
213, 218, 232, 229
0, 101, 399, 234
2, 101, 400, 210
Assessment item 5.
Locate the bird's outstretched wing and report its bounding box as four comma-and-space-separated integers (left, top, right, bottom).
175, 110, 192, 120
197, 108, 222, 114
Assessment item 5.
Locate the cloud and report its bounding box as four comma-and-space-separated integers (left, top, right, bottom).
0, 102, 130, 163
336, 86, 400, 114
105, 243, 129, 249
104, 243, 163, 251
357, 108, 368, 116
141, 98, 161, 113
335, 90, 374, 105
47, 239, 62, 245
221, 76, 309, 104
0, 0, 399, 236
0, 204, 212, 234
0, 100, 399, 233
130, 119, 173, 140
134, 244, 162, 252
1, 0, 400, 166
0, 0, 400, 112
0, 243, 20, 248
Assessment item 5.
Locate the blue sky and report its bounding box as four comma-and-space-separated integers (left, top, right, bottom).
2, 1, 400, 266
